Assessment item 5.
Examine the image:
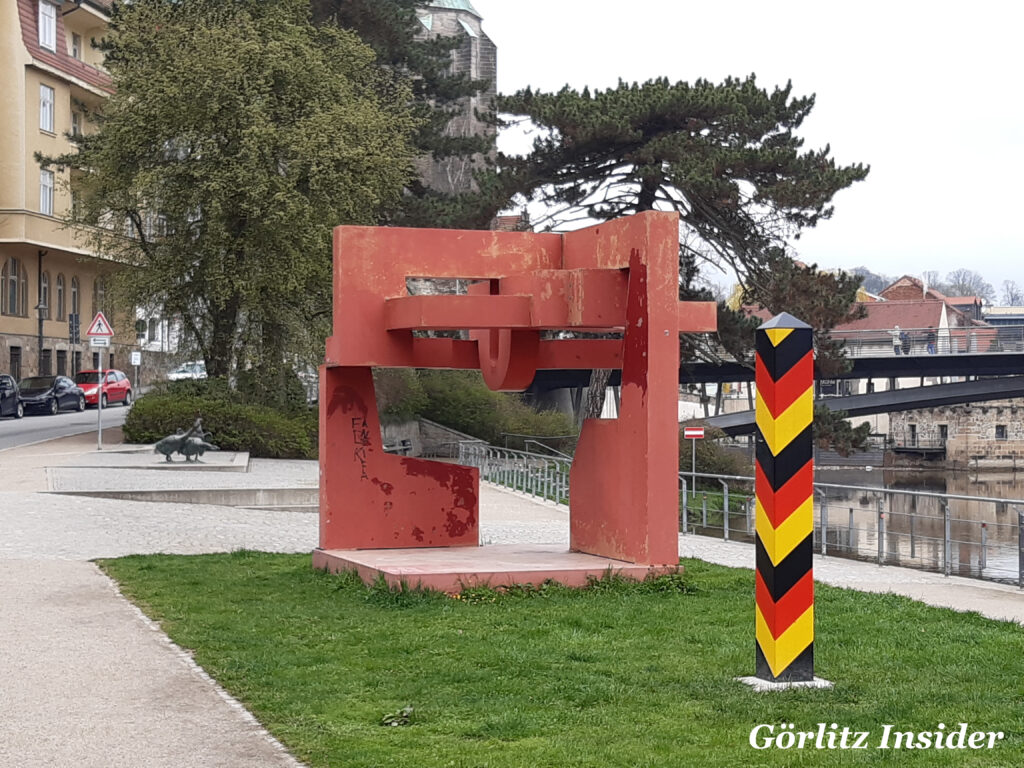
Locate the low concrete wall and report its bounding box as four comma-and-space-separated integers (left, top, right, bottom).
418, 418, 483, 457
381, 420, 422, 456
378, 418, 484, 458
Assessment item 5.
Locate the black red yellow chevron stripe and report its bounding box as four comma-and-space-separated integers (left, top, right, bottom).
754, 313, 814, 682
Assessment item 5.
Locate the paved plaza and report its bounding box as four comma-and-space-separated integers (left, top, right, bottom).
0, 432, 1021, 766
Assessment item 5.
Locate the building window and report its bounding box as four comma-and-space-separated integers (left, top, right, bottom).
71, 111, 81, 137
72, 32, 83, 60
38, 1, 56, 51
92, 352, 100, 369
56, 273, 65, 320
71, 276, 80, 315
1, 258, 29, 317
72, 350, 81, 375
92, 276, 106, 315
40, 84, 54, 132
147, 317, 159, 342
40, 169, 54, 215
40, 349, 52, 376
56, 349, 67, 376
996, 424, 1008, 441
938, 424, 948, 440
40, 271, 50, 319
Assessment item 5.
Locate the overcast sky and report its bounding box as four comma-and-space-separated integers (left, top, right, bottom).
470, 0, 1024, 299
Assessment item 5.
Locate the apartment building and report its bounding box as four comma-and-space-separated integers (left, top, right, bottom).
0, 0, 144, 380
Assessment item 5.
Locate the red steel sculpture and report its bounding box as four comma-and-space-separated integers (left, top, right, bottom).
754, 313, 815, 682
319, 211, 716, 566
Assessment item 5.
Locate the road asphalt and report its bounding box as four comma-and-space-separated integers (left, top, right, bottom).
0, 432, 1021, 766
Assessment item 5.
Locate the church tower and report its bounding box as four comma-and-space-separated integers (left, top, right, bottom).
415, 1, 497, 195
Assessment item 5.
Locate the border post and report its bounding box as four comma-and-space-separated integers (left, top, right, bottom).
754, 313, 814, 683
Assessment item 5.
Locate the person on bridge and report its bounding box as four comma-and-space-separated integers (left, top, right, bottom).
926, 329, 937, 354
891, 325, 903, 355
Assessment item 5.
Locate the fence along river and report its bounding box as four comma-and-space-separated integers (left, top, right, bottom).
456, 443, 1024, 587
682, 467, 1024, 586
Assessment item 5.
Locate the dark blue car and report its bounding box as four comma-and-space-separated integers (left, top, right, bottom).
17, 375, 86, 415
0, 374, 23, 419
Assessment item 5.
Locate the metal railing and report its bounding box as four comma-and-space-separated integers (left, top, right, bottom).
682, 470, 1024, 588
459, 442, 571, 505
457, 443, 1024, 588
460, 444, 1024, 589
830, 325, 1020, 357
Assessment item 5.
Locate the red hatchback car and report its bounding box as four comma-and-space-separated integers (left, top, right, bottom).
74, 369, 133, 408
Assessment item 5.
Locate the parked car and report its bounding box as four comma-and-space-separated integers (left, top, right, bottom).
0, 374, 23, 418
74, 369, 133, 408
167, 361, 207, 381
17, 376, 86, 415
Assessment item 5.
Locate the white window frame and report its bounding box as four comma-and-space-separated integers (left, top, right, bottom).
38, 2, 57, 52
40, 168, 54, 216
40, 84, 54, 132
71, 111, 81, 136
72, 32, 82, 61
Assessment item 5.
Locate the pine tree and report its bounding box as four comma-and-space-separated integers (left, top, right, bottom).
489, 75, 869, 416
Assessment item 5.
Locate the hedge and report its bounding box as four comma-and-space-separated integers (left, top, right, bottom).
124, 392, 317, 460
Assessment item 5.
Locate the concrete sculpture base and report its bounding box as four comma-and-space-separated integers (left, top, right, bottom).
312, 544, 681, 593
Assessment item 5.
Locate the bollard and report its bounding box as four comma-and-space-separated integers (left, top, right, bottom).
702, 493, 708, 528
943, 500, 952, 577
909, 512, 916, 560
753, 313, 814, 683
980, 522, 987, 572
849, 507, 855, 552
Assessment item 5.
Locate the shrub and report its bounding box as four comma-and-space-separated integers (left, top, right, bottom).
124, 392, 317, 459
417, 370, 576, 449
373, 368, 428, 424
236, 364, 309, 414
678, 424, 753, 490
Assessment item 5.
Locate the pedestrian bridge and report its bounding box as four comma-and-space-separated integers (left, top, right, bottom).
529, 324, 1024, 389
704, 376, 1024, 436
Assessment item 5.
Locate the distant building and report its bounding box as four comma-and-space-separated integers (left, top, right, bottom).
0, 0, 143, 380
890, 399, 1024, 470
414, 1, 497, 196
983, 306, 1024, 327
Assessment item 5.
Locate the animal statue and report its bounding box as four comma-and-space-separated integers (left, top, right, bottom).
180, 437, 220, 462
153, 418, 203, 462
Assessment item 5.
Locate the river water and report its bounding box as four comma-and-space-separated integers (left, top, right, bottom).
813, 468, 1024, 583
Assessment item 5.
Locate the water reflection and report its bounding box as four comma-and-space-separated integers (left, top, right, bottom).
814, 469, 1023, 582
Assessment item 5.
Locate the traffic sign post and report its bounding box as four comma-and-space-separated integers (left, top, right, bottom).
86, 312, 114, 450
683, 426, 705, 501
131, 350, 141, 393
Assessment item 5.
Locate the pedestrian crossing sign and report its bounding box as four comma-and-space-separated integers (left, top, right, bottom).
86, 311, 114, 337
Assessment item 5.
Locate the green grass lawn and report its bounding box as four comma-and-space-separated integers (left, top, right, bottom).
99, 554, 1024, 767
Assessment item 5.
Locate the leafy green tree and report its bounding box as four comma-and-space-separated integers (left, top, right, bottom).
312, 0, 496, 227
44, 0, 418, 379
490, 75, 869, 415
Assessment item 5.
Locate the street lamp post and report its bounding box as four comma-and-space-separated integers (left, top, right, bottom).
37, 249, 47, 374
